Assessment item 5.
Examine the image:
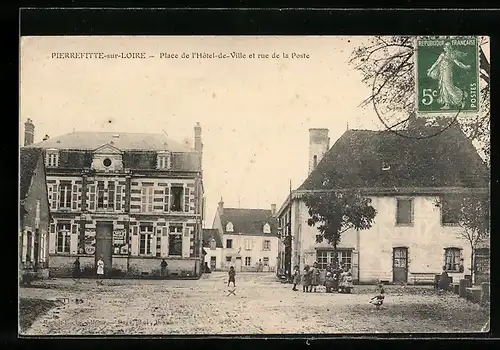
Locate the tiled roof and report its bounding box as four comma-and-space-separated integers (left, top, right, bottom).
299, 126, 489, 191
202, 228, 223, 248
220, 208, 278, 236
27, 131, 193, 152
27, 149, 200, 172
20, 148, 43, 199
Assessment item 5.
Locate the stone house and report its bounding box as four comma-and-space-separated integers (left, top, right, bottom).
20, 119, 51, 278
212, 199, 279, 272
25, 121, 205, 278
202, 228, 223, 271
277, 126, 489, 284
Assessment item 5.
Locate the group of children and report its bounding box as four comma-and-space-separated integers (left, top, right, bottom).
291, 262, 354, 293
228, 263, 386, 309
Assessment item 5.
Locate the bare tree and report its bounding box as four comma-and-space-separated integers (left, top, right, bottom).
350, 36, 490, 163
456, 195, 490, 284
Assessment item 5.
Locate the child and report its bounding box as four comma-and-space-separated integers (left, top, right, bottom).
302, 265, 311, 292
325, 271, 334, 293
370, 283, 385, 309
228, 266, 236, 287
292, 265, 300, 291
96, 256, 104, 284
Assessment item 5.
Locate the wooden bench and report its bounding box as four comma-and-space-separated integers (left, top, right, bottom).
411, 272, 438, 285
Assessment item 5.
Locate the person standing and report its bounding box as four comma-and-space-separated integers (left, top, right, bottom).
302, 265, 311, 292
228, 266, 236, 287
96, 256, 105, 283
72, 257, 81, 280
292, 265, 300, 291
438, 267, 450, 292
311, 262, 320, 292
160, 259, 168, 278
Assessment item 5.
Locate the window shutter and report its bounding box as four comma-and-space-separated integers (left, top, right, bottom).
40, 232, 47, 263
164, 186, 170, 211
351, 250, 359, 281
70, 230, 78, 255
21, 231, 27, 263
49, 224, 56, 254
131, 234, 139, 256
184, 187, 190, 213
182, 226, 190, 257
161, 227, 169, 257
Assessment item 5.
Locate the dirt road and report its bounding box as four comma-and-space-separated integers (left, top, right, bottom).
20, 272, 488, 335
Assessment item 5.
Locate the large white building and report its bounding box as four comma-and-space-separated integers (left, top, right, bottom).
212, 200, 279, 272
277, 126, 489, 284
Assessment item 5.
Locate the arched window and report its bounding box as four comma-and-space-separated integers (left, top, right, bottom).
226, 222, 234, 232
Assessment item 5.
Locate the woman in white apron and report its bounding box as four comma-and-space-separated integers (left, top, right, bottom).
96, 256, 105, 283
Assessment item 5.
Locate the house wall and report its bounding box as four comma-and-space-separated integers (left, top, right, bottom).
358, 196, 471, 284
220, 234, 279, 272
46, 173, 203, 277
291, 195, 472, 284
20, 155, 51, 273
296, 200, 359, 279
204, 247, 223, 270
49, 255, 202, 277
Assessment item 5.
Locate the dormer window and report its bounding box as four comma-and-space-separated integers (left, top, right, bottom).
226, 222, 234, 232
45, 149, 59, 167
209, 238, 216, 250
263, 223, 271, 234
157, 151, 171, 170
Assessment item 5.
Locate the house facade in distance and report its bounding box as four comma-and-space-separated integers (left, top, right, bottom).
277, 126, 489, 284
25, 122, 205, 278
202, 228, 223, 271
20, 119, 51, 278
212, 199, 279, 272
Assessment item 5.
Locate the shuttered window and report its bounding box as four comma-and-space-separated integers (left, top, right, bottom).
396, 199, 413, 225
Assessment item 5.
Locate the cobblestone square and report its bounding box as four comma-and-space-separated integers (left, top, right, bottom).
20, 272, 488, 335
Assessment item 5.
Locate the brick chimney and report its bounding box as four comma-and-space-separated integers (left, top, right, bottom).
218, 197, 224, 215
308, 128, 329, 175
194, 122, 202, 153
194, 122, 203, 170
271, 204, 276, 216
24, 118, 35, 146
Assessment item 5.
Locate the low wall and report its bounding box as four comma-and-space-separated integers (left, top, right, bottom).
48, 254, 202, 278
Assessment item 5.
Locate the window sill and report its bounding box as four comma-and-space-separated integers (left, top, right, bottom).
395, 223, 414, 227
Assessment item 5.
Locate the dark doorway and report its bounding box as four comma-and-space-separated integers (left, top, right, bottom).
210, 256, 216, 271
95, 222, 113, 275
393, 247, 408, 283
284, 244, 292, 279
474, 248, 490, 285
33, 229, 40, 271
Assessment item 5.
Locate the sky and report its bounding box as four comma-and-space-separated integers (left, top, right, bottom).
20, 36, 407, 227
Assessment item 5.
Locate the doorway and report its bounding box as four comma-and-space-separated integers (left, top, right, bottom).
393, 247, 408, 283
33, 229, 40, 271
235, 256, 242, 272
95, 222, 113, 275
210, 256, 216, 271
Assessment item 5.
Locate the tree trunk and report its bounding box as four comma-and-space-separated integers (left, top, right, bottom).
470, 246, 475, 285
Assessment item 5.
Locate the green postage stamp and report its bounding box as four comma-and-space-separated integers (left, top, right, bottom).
415, 36, 480, 116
